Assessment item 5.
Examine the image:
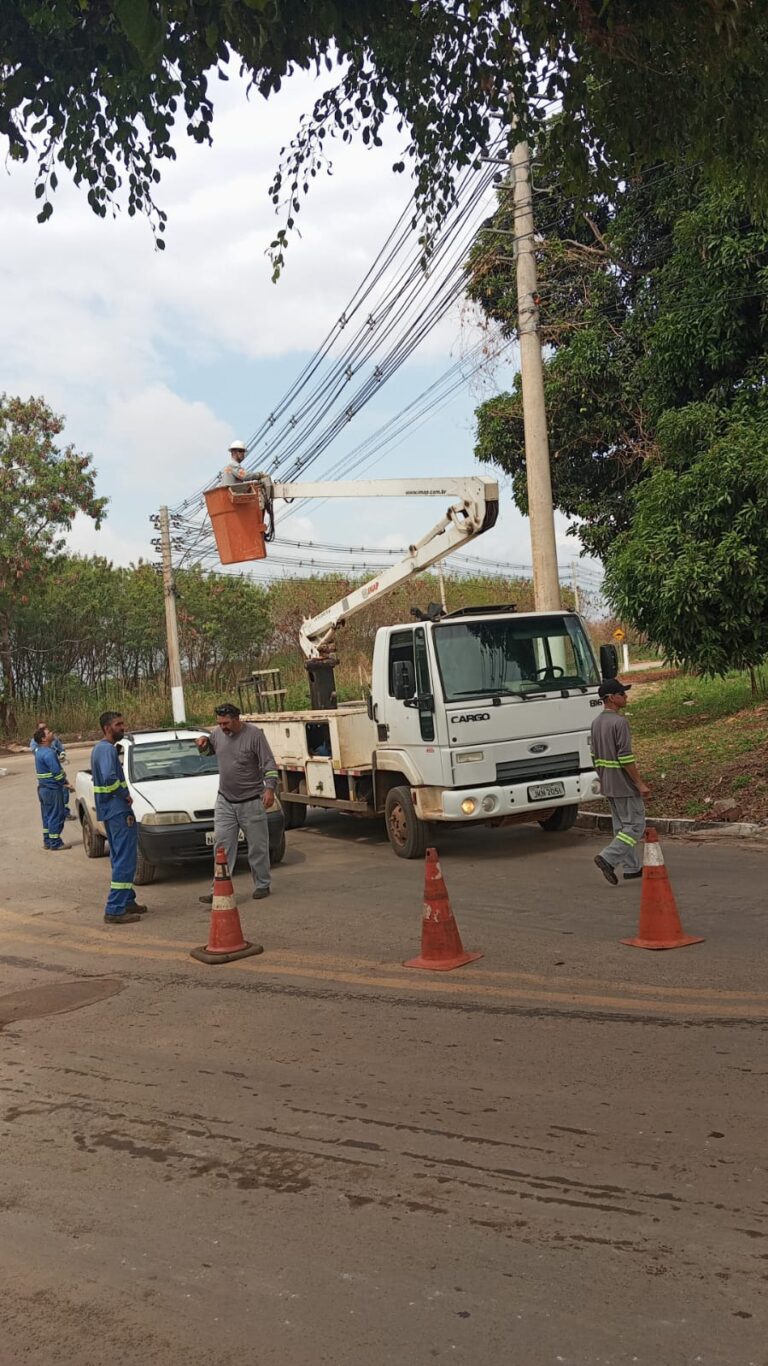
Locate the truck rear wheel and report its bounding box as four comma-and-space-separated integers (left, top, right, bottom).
538, 803, 579, 833
283, 800, 307, 830
81, 810, 107, 859
385, 786, 428, 860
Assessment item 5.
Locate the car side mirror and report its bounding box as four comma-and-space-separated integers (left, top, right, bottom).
600, 644, 619, 680
392, 660, 416, 700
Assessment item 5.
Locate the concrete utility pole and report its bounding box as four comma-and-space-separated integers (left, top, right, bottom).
511, 140, 561, 611
159, 505, 186, 724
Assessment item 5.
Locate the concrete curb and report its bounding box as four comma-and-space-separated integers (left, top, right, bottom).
576, 810, 696, 837
577, 810, 768, 843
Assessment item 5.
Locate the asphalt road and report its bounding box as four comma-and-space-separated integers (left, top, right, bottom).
1, 745, 767, 1366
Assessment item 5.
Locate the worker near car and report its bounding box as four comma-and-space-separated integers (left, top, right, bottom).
591, 680, 651, 885
91, 711, 148, 924
33, 725, 74, 851
197, 703, 279, 903
30, 720, 75, 820
220, 439, 249, 487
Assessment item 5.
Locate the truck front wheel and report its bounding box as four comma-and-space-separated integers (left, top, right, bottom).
385, 786, 428, 860
538, 804, 579, 833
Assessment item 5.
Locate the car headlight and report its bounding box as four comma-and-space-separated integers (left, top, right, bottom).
481, 795, 497, 813
461, 797, 477, 815
591, 778, 601, 795
141, 811, 192, 826
456, 751, 484, 765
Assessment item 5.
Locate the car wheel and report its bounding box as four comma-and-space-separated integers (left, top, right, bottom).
385, 786, 428, 860
81, 810, 107, 859
134, 851, 157, 885
538, 803, 579, 833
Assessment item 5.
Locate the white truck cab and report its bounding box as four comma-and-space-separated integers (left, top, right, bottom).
253, 606, 602, 857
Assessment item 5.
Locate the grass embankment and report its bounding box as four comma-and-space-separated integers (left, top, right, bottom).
628, 671, 768, 821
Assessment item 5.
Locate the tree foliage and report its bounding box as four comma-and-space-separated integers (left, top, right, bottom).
468, 155, 768, 557
3, 2, 768, 263
604, 394, 768, 675
468, 145, 768, 671
0, 395, 106, 730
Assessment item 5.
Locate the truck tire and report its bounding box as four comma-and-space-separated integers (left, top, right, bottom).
134, 851, 157, 885
539, 803, 579, 833
81, 809, 107, 859
385, 786, 428, 860
270, 830, 287, 865
283, 800, 307, 830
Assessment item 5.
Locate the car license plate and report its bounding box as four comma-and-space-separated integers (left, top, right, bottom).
205, 830, 246, 845
527, 781, 566, 802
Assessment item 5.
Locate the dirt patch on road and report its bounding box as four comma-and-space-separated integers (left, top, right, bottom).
0, 978, 125, 1029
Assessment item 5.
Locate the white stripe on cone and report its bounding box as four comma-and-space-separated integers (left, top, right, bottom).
643, 843, 665, 867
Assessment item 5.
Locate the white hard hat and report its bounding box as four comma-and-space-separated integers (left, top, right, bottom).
229, 439, 247, 452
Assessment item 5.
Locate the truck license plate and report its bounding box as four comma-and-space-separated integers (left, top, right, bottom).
205, 830, 246, 845
527, 781, 566, 802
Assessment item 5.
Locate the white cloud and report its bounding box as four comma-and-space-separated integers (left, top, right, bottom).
102, 383, 235, 495
66, 514, 153, 566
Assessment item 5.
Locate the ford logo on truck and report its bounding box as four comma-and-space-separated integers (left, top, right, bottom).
450, 712, 491, 723
529, 743, 548, 753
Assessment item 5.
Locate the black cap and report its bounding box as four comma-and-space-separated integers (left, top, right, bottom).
597, 679, 632, 699
215, 702, 241, 717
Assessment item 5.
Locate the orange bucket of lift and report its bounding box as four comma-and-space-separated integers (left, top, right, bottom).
204, 486, 267, 565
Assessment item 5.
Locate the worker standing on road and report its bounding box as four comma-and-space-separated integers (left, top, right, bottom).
197, 703, 279, 904
91, 711, 148, 925
591, 680, 651, 885
220, 439, 248, 487
33, 725, 73, 851
30, 721, 75, 820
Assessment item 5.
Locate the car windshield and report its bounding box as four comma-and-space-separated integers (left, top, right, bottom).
129, 739, 219, 783
433, 615, 599, 701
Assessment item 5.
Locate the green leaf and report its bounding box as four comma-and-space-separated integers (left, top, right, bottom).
112, 0, 164, 65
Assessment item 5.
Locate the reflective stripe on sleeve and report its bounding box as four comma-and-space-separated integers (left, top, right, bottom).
93, 779, 128, 794
594, 759, 621, 769
618, 754, 636, 765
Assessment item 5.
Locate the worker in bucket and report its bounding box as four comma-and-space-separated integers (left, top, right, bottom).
90, 711, 148, 924
33, 725, 74, 851
590, 680, 651, 885
220, 439, 249, 487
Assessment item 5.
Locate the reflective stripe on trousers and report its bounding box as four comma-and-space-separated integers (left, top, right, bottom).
599, 795, 646, 874
104, 811, 139, 916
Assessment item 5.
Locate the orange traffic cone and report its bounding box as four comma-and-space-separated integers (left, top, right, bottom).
190, 846, 264, 965
404, 847, 483, 972
621, 826, 704, 951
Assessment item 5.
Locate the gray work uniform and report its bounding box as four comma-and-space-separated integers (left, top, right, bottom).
220, 461, 247, 487
590, 708, 645, 874
207, 724, 279, 892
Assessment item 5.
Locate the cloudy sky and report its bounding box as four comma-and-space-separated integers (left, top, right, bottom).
2, 65, 593, 587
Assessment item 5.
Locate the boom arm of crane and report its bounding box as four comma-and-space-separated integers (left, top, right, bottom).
253, 475, 499, 660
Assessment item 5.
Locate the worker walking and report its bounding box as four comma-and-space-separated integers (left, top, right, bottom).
591, 680, 651, 885
220, 439, 248, 487
197, 703, 279, 903
91, 711, 148, 924
34, 725, 73, 851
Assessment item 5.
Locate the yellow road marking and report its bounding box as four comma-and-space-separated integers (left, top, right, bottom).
1, 906, 767, 1005
0, 924, 766, 1018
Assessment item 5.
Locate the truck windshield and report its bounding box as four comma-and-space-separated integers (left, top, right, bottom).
129, 739, 219, 783
433, 615, 599, 701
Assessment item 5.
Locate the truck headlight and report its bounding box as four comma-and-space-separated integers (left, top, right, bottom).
591, 779, 601, 795
481, 795, 497, 813
142, 811, 192, 825
456, 751, 484, 765
461, 797, 477, 815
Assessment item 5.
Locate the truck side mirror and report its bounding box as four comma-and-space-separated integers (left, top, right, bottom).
600, 644, 619, 680
392, 660, 416, 700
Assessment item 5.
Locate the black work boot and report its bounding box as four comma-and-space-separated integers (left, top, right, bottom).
104, 911, 142, 925
594, 855, 618, 886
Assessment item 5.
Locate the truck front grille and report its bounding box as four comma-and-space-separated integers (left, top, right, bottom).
496, 752, 580, 785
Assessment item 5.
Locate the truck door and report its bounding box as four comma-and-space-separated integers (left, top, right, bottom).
380, 627, 436, 751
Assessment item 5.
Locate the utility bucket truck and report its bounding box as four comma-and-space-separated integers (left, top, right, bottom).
204, 476, 603, 858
